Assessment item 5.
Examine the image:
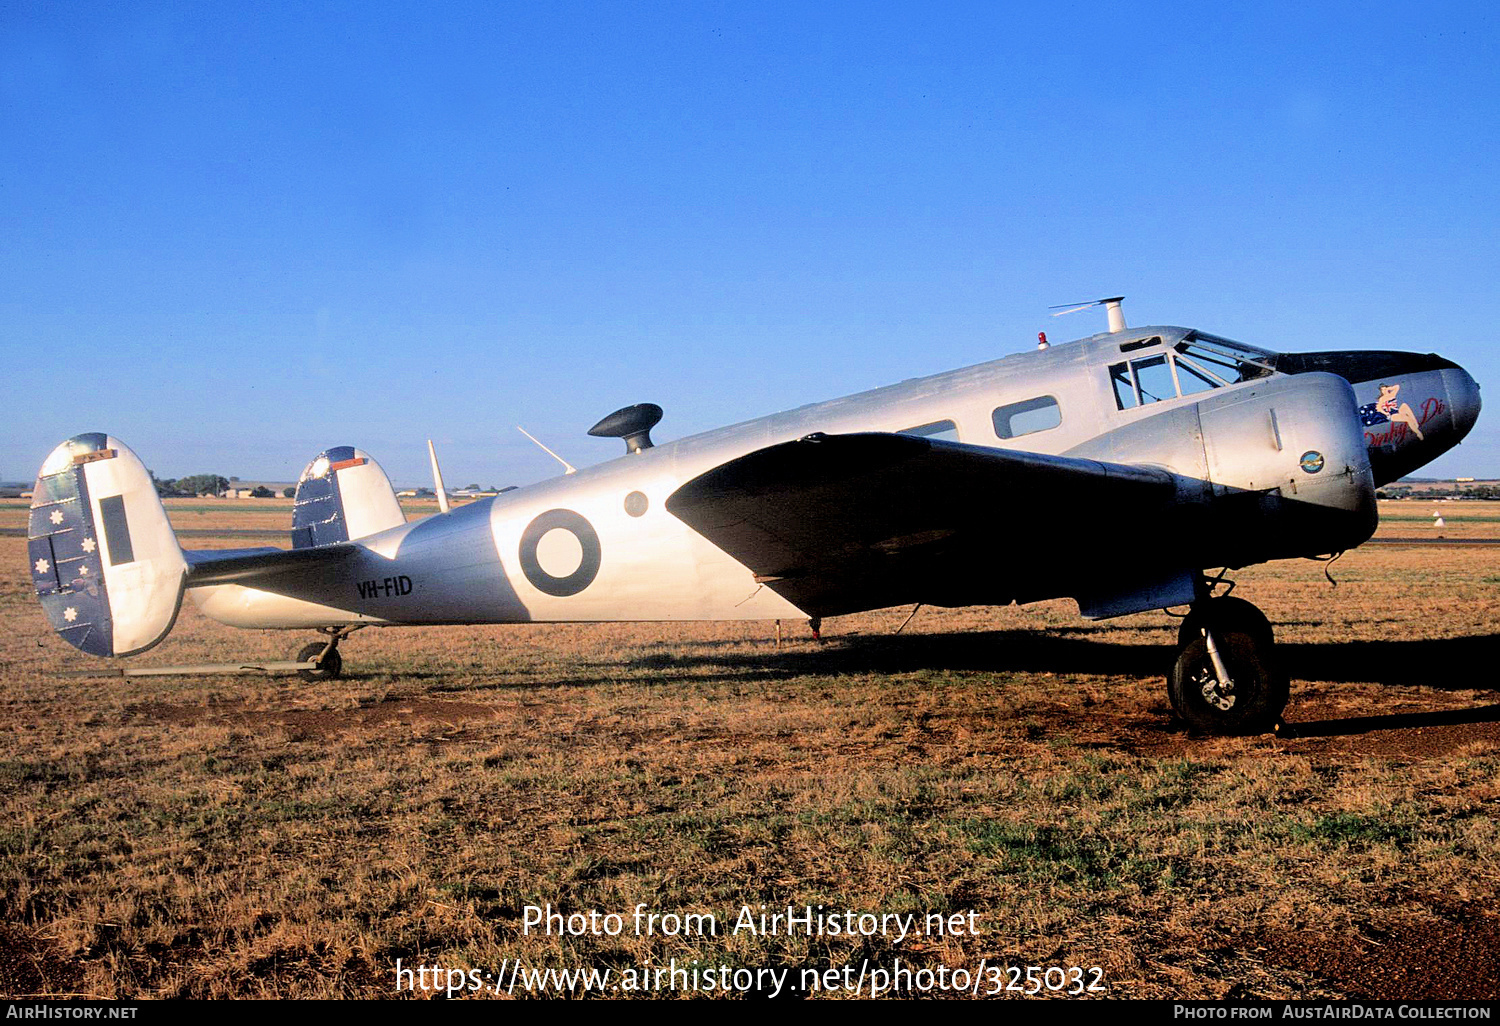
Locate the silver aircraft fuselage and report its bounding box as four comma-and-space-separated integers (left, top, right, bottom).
189, 324, 1481, 630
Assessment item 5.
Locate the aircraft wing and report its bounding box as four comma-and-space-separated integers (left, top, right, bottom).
182, 543, 360, 586
665, 432, 1180, 616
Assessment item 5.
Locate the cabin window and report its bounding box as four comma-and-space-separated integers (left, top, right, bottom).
993, 396, 1061, 439
900, 419, 959, 442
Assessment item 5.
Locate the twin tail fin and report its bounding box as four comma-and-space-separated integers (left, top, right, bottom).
291, 446, 405, 548
29, 437, 407, 659
28, 434, 187, 657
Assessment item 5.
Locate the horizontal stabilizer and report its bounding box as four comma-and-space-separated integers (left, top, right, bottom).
183, 543, 359, 587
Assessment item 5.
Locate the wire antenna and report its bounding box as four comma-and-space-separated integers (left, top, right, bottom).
1048, 296, 1127, 333
516, 426, 577, 475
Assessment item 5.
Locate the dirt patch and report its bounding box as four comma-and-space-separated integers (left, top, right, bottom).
124, 698, 501, 740
1250, 902, 1500, 1000
1275, 698, 1500, 760
0, 923, 83, 998
1098, 696, 1500, 762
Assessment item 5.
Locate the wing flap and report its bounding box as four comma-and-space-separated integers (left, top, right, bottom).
666, 432, 1179, 616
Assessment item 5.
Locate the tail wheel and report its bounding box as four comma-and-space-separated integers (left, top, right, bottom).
296, 642, 343, 682
1168, 630, 1287, 735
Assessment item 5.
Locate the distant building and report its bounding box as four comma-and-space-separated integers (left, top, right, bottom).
221, 481, 294, 499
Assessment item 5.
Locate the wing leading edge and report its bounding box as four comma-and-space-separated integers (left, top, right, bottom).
665, 432, 1183, 617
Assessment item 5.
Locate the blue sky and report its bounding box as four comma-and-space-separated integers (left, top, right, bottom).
3, 1, 1498, 486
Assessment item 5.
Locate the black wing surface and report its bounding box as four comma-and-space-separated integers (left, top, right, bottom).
665, 432, 1179, 616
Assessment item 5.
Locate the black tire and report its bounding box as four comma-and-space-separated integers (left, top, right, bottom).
296, 642, 343, 682
1168, 630, 1288, 735
1177, 596, 1274, 651
1165, 661, 1187, 721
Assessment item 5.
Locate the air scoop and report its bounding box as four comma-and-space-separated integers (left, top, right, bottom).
589, 403, 663, 454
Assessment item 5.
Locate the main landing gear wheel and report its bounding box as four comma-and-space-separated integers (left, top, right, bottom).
1168, 598, 1287, 735
1176, 596, 1274, 651
296, 642, 343, 682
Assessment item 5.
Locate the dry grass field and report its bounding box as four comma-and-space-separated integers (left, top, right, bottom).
1, 499, 1497, 999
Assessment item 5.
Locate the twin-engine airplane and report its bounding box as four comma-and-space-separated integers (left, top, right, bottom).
28, 299, 1481, 734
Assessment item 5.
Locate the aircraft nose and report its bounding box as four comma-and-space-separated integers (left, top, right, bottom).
1443, 365, 1482, 442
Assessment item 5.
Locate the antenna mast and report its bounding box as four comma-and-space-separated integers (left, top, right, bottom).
426, 439, 451, 513
1049, 296, 1128, 333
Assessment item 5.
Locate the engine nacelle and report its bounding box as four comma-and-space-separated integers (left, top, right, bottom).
1197, 371, 1377, 566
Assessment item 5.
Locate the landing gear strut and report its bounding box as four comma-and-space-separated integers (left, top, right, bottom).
1167, 581, 1287, 735
295, 625, 364, 682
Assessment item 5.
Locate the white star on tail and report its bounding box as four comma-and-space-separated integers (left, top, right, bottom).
63, 607, 78, 622
49, 509, 63, 525
78, 565, 89, 576
34, 558, 50, 574
81, 538, 96, 553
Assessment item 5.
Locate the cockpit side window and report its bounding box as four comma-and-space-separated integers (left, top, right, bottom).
1132, 355, 1175, 404
1110, 362, 1138, 410
1110, 356, 1175, 409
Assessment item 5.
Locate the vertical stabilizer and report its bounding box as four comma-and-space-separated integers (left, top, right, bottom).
29, 435, 187, 656
291, 446, 405, 548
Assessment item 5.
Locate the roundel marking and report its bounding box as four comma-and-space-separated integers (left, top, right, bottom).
519, 509, 601, 596
1299, 450, 1325, 474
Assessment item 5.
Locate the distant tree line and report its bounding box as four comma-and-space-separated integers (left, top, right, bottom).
151, 471, 229, 497
1377, 485, 1500, 500
146, 471, 302, 498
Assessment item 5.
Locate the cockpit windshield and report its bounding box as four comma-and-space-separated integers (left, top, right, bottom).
1173, 331, 1277, 386
1108, 331, 1280, 411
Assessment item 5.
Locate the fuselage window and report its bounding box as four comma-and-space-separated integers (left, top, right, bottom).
900, 419, 959, 442
993, 396, 1061, 439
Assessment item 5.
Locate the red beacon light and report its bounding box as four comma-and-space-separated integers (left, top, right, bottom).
1037, 331, 1050, 350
